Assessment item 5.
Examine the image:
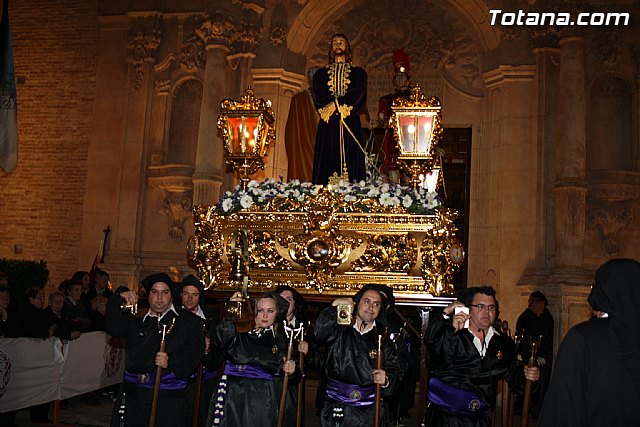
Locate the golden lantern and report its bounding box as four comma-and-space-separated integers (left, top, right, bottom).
389, 84, 443, 189
217, 86, 276, 190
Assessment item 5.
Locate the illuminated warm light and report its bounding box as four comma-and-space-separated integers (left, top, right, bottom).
418, 169, 440, 193
407, 124, 416, 134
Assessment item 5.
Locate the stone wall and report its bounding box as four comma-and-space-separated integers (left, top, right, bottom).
0, 0, 99, 290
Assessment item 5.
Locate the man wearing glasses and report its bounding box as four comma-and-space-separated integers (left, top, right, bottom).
423, 286, 540, 427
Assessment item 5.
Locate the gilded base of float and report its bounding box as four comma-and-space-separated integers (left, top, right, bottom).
187, 183, 464, 300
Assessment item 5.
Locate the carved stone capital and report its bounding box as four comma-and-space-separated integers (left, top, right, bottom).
155, 80, 171, 94
180, 32, 206, 72
125, 19, 162, 90
230, 22, 261, 55
196, 14, 235, 47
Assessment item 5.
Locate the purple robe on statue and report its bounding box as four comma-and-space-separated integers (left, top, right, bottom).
311, 63, 367, 185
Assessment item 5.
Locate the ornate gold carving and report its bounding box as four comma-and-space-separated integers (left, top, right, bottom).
420, 209, 464, 295
351, 234, 417, 273
125, 19, 161, 90
217, 87, 276, 189
188, 191, 463, 297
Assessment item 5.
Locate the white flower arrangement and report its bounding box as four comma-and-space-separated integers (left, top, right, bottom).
216, 176, 442, 215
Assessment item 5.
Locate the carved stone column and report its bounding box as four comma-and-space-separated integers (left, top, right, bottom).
149, 80, 170, 165
105, 15, 162, 285
193, 14, 234, 205
252, 69, 306, 181
228, 23, 261, 96
554, 31, 587, 267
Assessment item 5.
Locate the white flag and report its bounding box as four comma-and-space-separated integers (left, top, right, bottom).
0, 0, 18, 173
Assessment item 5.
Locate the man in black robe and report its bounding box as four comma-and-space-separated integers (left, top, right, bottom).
312, 33, 367, 185
515, 290, 553, 418
106, 273, 204, 427
538, 259, 640, 427
313, 284, 403, 426
423, 286, 539, 427
179, 275, 223, 427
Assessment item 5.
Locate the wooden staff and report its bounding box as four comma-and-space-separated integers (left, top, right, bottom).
149, 319, 174, 427
520, 336, 540, 427
277, 324, 296, 427
296, 325, 306, 427
373, 334, 383, 427
192, 363, 204, 427
192, 320, 210, 427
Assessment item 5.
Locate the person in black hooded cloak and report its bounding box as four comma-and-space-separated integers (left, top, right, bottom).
179, 275, 224, 427
538, 258, 640, 427
106, 273, 205, 427
207, 291, 299, 427
312, 284, 403, 426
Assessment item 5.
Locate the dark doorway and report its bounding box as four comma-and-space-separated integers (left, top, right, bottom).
439, 127, 471, 289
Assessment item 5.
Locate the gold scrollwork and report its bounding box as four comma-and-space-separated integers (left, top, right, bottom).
351, 234, 417, 273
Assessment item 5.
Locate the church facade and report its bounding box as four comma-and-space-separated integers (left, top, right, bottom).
1, 0, 639, 344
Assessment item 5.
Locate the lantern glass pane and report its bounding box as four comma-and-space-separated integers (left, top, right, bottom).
417, 115, 434, 154
398, 115, 415, 153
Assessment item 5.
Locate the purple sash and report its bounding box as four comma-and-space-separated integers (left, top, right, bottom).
223, 362, 273, 380
203, 367, 218, 381
427, 377, 490, 417
326, 377, 375, 406
123, 369, 187, 390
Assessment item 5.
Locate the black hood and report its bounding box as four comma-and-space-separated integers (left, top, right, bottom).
588, 258, 640, 398
141, 273, 175, 296
180, 274, 208, 314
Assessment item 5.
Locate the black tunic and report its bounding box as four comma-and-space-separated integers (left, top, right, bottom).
210, 319, 294, 427
515, 307, 554, 417
538, 317, 640, 427
423, 310, 519, 427
313, 306, 402, 427
105, 295, 204, 427
312, 63, 367, 185
185, 309, 224, 427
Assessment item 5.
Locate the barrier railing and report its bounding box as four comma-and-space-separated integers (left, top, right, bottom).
0, 331, 125, 413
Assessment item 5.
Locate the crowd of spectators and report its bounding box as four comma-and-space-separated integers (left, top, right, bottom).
0, 268, 116, 424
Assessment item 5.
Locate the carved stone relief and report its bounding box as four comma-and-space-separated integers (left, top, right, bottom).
125, 16, 162, 90
593, 30, 622, 65
308, 0, 482, 118
160, 196, 193, 240
231, 23, 261, 54
269, 24, 287, 46
589, 206, 633, 257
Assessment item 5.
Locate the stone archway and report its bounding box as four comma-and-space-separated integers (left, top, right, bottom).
286, 0, 498, 117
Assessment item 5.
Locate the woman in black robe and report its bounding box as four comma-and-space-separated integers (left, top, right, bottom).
208, 291, 298, 427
